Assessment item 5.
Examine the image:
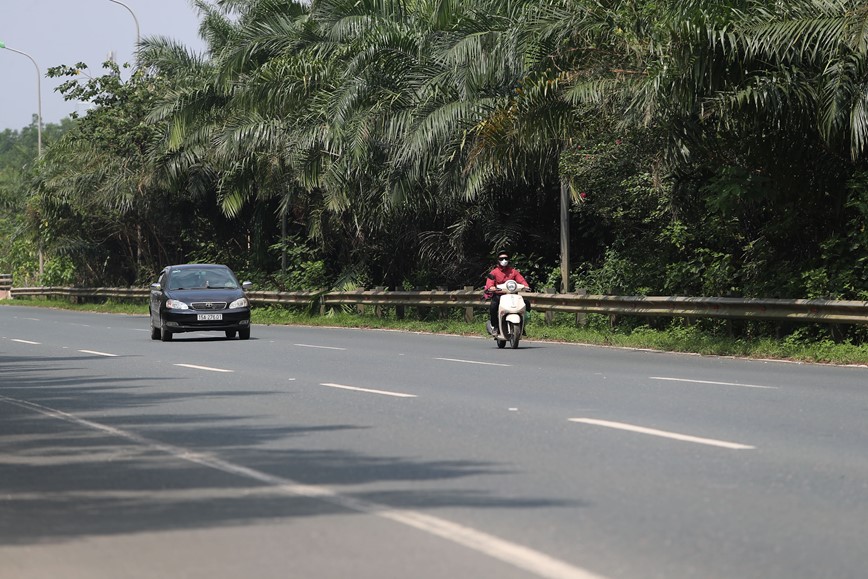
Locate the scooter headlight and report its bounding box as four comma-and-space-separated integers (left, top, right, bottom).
505, 280, 518, 293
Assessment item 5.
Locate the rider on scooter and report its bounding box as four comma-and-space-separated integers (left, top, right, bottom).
484, 251, 531, 336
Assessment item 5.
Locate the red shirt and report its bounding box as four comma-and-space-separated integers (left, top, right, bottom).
484, 265, 530, 297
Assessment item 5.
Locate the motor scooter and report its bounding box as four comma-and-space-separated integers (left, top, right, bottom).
487, 279, 527, 349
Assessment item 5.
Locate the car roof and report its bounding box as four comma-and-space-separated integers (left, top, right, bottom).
167, 264, 231, 271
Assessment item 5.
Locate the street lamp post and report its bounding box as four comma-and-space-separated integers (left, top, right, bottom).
108, 0, 141, 49
1, 39, 44, 277
0, 40, 42, 156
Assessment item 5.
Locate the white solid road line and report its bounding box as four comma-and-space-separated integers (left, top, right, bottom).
10, 339, 41, 345
174, 363, 234, 373
295, 343, 347, 350
649, 376, 778, 390
0, 393, 604, 579
569, 418, 755, 450
78, 350, 119, 357
436, 357, 511, 367
320, 383, 417, 398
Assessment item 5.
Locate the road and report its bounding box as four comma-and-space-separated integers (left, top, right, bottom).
1, 305, 867, 578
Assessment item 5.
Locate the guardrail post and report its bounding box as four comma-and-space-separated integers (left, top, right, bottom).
415, 287, 429, 319
464, 286, 475, 323
437, 286, 448, 319
396, 287, 405, 320
543, 288, 556, 325
375, 287, 386, 318
575, 288, 588, 327
830, 323, 843, 342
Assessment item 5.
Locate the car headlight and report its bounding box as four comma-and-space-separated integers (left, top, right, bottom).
229, 297, 249, 309
165, 299, 189, 310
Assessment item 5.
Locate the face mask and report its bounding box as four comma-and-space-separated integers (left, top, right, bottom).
498, 259, 509, 266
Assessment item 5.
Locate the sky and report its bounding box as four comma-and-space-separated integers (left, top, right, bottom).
0, 0, 207, 131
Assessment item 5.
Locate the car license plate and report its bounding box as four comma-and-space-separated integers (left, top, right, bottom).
197, 313, 223, 321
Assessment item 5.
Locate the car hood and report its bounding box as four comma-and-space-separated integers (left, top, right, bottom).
166, 288, 245, 303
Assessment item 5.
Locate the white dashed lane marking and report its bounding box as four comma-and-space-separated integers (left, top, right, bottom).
174, 363, 233, 373
650, 376, 778, 390
320, 383, 416, 398
78, 350, 118, 357
569, 418, 755, 450
435, 358, 511, 367
295, 343, 347, 351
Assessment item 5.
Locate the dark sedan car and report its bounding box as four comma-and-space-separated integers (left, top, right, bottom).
149, 264, 253, 341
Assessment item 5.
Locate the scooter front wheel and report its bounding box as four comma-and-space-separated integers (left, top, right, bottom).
507, 321, 521, 349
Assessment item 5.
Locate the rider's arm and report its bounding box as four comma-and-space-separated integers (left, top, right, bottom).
484, 273, 497, 297
514, 270, 531, 292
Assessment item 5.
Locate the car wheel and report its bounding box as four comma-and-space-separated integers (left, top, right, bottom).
225, 330, 237, 338
149, 309, 160, 340
160, 323, 173, 342
239, 328, 251, 340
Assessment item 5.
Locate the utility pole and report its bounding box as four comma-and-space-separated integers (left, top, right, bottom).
560, 178, 570, 293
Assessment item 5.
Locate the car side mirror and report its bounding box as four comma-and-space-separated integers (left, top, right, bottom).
242, 281, 254, 290
150, 282, 162, 291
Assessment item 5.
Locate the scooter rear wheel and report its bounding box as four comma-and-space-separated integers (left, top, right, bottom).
496, 338, 507, 349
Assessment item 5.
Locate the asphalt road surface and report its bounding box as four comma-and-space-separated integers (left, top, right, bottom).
1, 305, 867, 579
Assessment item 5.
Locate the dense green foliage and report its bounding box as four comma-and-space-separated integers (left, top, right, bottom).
0, 117, 75, 284
1, 0, 866, 343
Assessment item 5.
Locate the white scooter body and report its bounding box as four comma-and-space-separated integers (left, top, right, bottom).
494, 280, 527, 349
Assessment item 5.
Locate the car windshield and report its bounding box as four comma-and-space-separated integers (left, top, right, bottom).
168, 268, 238, 290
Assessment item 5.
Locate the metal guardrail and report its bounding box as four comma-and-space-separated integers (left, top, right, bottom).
10, 286, 148, 300
6, 285, 868, 325
0, 274, 12, 299
531, 293, 868, 325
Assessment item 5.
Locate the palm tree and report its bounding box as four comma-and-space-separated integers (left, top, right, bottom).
142, 0, 314, 272
716, 0, 868, 161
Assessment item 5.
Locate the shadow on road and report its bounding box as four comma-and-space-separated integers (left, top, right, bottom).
0, 353, 580, 546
